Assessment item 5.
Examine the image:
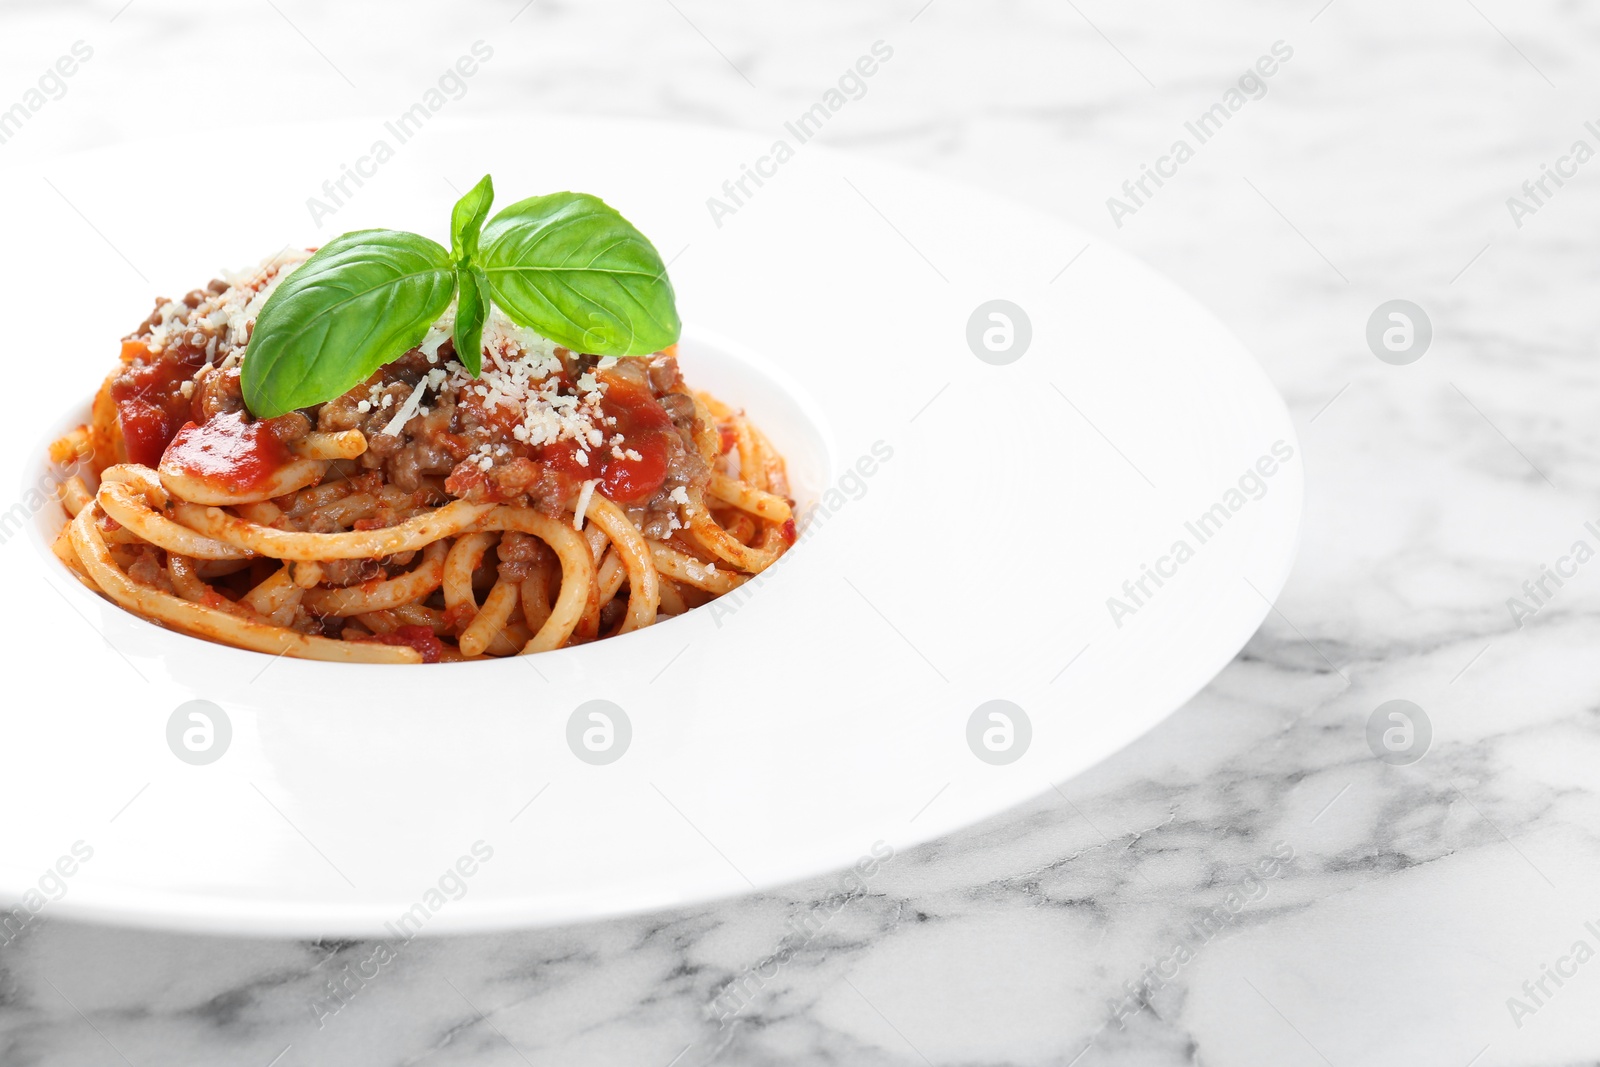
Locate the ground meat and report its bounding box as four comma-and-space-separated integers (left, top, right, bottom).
387, 443, 457, 491
658, 391, 696, 430
159, 314, 222, 368
363, 429, 402, 461
383, 402, 460, 491
316, 558, 383, 587
322, 375, 448, 498
661, 429, 706, 491
127, 547, 171, 592
648, 356, 684, 394
599, 597, 627, 632
638, 510, 675, 541
524, 465, 577, 515
494, 531, 550, 582
317, 393, 366, 432
265, 411, 311, 446
443, 456, 573, 513
190, 364, 245, 422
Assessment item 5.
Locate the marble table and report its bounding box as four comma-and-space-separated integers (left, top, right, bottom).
3, 0, 1598, 1063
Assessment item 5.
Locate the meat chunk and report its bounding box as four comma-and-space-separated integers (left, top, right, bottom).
494, 531, 551, 582
190, 365, 245, 422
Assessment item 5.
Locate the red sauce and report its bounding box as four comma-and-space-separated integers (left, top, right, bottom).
718, 424, 738, 455
441, 603, 477, 631
358, 625, 444, 663
159, 411, 293, 494
541, 377, 676, 503
110, 340, 204, 467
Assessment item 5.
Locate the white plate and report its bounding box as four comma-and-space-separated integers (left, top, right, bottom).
0, 118, 1301, 936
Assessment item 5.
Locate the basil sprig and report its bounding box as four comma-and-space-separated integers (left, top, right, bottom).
450, 173, 494, 265
240, 231, 455, 419
480, 192, 680, 358
242, 175, 680, 418
449, 174, 495, 377
452, 265, 489, 379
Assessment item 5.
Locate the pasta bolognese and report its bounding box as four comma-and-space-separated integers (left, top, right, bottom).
49, 248, 796, 663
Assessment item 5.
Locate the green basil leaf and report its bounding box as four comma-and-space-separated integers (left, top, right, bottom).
479, 192, 680, 357
242, 230, 456, 418
450, 174, 494, 266
453, 266, 488, 377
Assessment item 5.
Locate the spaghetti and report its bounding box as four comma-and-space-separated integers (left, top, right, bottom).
50, 251, 796, 663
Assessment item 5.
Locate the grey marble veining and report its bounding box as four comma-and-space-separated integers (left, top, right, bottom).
3, 0, 1600, 1064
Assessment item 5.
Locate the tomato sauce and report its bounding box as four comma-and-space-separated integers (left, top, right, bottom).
358, 624, 444, 663
110, 339, 205, 467
159, 410, 293, 495
540, 377, 676, 503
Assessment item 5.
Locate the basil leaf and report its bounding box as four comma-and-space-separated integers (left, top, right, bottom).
242, 230, 456, 418
453, 266, 488, 377
450, 174, 494, 266
479, 192, 680, 357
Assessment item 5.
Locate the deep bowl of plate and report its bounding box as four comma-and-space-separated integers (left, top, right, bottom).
0, 116, 1301, 935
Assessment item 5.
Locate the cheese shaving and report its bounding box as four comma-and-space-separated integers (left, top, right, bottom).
572, 479, 599, 530
381, 379, 429, 438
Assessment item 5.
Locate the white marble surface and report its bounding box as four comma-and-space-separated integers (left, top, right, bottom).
5, 0, 1600, 1063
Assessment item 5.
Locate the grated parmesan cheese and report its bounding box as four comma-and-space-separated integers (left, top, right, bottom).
220, 248, 310, 350
572, 478, 599, 530
380, 379, 429, 437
